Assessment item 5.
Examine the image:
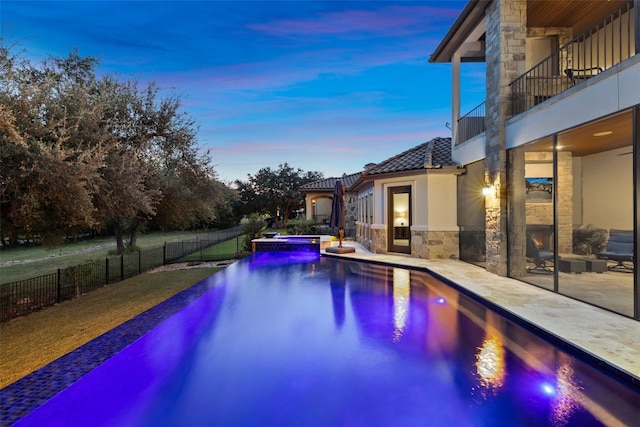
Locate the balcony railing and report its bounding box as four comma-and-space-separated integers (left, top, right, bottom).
510, 0, 637, 116
456, 101, 485, 145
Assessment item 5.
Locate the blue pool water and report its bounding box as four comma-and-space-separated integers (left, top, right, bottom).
9, 252, 640, 426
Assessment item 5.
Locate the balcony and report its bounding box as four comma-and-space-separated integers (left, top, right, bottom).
456, 101, 485, 146
510, 0, 637, 117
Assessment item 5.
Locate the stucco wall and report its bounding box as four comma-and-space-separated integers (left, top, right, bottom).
361, 172, 460, 259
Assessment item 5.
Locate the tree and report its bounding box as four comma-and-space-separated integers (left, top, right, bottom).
235, 163, 323, 228
0, 44, 232, 251
0, 47, 105, 246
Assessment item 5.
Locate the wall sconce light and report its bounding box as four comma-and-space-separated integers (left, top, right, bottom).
482, 185, 496, 198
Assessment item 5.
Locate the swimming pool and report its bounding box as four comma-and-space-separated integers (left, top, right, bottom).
4, 251, 640, 426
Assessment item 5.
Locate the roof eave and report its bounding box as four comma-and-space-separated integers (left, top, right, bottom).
425, 165, 466, 175
429, 0, 490, 64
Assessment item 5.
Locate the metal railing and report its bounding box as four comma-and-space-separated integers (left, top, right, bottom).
456, 101, 486, 145
510, 0, 637, 116
0, 226, 244, 322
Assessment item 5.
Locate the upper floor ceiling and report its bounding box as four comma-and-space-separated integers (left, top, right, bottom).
529, 1, 629, 35
431, 0, 630, 63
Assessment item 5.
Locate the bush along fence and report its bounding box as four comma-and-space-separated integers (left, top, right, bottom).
0, 226, 245, 322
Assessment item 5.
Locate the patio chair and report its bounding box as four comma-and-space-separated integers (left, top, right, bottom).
526, 234, 554, 274
564, 67, 603, 85
598, 229, 634, 271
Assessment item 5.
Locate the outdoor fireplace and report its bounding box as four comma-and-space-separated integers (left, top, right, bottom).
527, 225, 553, 251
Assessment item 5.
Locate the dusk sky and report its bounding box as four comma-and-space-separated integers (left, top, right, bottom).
2, 1, 485, 184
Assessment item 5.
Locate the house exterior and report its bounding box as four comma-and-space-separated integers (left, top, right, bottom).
302, 138, 463, 259
430, 0, 640, 320
299, 173, 361, 238
351, 138, 463, 258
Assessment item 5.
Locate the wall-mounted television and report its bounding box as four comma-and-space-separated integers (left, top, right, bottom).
525, 177, 553, 201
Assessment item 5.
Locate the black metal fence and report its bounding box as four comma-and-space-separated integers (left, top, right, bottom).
0, 226, 245, 322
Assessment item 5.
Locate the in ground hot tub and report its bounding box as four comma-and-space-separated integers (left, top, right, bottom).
252, 235, 332, 252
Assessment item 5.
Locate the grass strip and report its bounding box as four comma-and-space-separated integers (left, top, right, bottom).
0, 231, 211, 284
0, 267, 219, 389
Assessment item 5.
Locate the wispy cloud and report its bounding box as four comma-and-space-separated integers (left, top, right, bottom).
3, 0, 468, 182
248, 5, 460, 38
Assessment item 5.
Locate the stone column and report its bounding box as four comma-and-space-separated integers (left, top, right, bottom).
485, 0, 527, 276
507, 147, 526, 277
556, 151, 573, 253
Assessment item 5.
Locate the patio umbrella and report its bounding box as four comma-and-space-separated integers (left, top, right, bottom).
329, 179, 347, 247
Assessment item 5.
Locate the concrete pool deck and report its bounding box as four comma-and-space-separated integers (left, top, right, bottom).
324, 241, 640, 383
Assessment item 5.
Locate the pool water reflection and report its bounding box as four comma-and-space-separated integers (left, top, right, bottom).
14, 252, 640, 426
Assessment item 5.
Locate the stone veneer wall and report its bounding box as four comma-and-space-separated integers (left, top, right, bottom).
556, 152, 573, 253
371, 226, 386, 254
344, 192, 358, 239
508, 147, 527, 276
527, 26, 574, 71
411, 230, 459, 259
368, 227, 459, 259
486, 0, 527, 276
356, 222, 373, 252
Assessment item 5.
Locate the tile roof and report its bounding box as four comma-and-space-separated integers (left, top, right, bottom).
300, 137, 457, 192
299, 172, 361, 192
364, 137, 458, 175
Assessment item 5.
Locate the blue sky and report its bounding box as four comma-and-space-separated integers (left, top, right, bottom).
2, 0, 485, 183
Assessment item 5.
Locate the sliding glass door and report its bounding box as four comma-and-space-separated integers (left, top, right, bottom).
508, 107, 638, 319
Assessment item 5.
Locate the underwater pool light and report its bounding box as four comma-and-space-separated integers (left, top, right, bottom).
541, 382, 556, 396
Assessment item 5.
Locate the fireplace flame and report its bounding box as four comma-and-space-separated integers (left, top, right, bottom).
532, 235, 543, 248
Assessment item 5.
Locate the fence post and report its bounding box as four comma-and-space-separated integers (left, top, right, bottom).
57, 268, 61, 303
106, 258, 109, 285
120, 254, 124, 281
163, 243, 167, 265
138, 250, 142, 274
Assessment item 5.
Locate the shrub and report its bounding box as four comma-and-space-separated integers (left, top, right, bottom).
285, 219, 317, 235
242, 214, 266, 251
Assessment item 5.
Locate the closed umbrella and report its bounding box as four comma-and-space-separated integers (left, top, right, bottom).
329, 179, 346, 247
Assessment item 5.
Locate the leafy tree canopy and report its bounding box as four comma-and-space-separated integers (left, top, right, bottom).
235, 163, 322, 228
0, 44, 234, 251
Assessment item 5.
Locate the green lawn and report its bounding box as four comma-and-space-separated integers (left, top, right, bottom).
178, 236, 247, 262
0, 267, 220, 388
0, 228, 271, 388
0, 231, 220, 284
